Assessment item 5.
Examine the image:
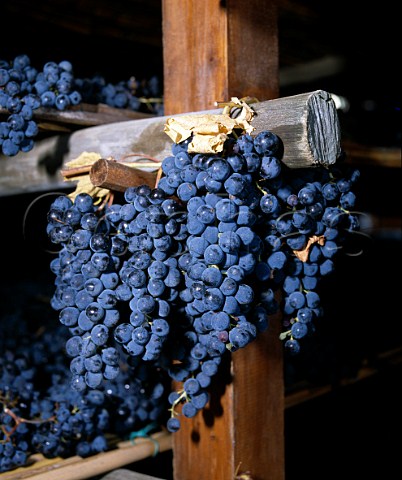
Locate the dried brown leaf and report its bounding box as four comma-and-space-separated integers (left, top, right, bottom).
293, 235, 326, 262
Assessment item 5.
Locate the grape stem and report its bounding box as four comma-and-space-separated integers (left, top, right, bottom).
169, 390, 188, 417
1, 406, 55, 440
279, 330, 291, 341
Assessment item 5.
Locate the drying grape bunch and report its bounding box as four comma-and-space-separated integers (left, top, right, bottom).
0, 53, 163, 157
0, 296, 169, 473
46, 129, 360, 433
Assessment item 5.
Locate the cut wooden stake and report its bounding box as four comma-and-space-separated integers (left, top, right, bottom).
251, 90, 341, 167
89, 159, 157, 192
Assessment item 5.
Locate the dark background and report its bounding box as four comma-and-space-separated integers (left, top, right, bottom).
1, 0, 400, 148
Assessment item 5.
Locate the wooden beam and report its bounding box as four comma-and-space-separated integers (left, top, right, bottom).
162, 0, 279, 114
342, 139, 401, 168
66, 91, 340, 168
170, 309, 284, 480
162, 2, 284, 480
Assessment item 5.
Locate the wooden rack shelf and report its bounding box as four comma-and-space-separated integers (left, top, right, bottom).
0, 432, 171, 480
284, 346, 402, 409
0, 103, 156, 133
343, 139, 401, 168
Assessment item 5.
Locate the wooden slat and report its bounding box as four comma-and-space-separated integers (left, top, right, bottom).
226, 0, 279, 103
250, 90, 341, 167
170, 310, 284, 480
162, 3, 284, 478
0, 103, 155, 132
0, 432, 172, 480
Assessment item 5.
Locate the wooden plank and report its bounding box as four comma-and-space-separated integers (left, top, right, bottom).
161, 0, 228, 114
285, 346, 402, 409
171, 310, 284, 480
162, 2, 284, 479
226, 0, 279, 103
0, 135, 71, 197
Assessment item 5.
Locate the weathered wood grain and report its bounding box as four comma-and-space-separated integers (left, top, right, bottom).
251, 90, 341, 167
67, 90, 341, 168
75, 90, 339, 161
0, 135, 71, 197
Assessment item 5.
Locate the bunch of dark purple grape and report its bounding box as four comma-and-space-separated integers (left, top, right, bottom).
0, 299, 169, 473
46, 129, 360, 432
1, 53, 162, 157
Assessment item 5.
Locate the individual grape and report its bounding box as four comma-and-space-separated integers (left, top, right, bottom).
253, 130, 281, 155
204, 244, 225, 265
306, 291, 320, 308
260, 155, 282, 179
204, 288, 225, 310
235, 284, 254, 304
267, 251, 287, 270
183, 378, 200, 395
290, 322, 308, 339
220, 277, 238, 296
215, 199, 238, 222
340, 191, 356, 210
166, 417, 181, 433
297, 307, 314, 323
260, 194, 280, 215
59, 307, 80, 327
320, 259, 335, 276
298, 186, 316, 205
1, 139, 19, 156
284, 338, 301, 354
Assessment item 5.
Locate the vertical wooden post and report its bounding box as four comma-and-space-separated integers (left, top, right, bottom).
162, 1, 284, 479
162, 0, 279, 114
